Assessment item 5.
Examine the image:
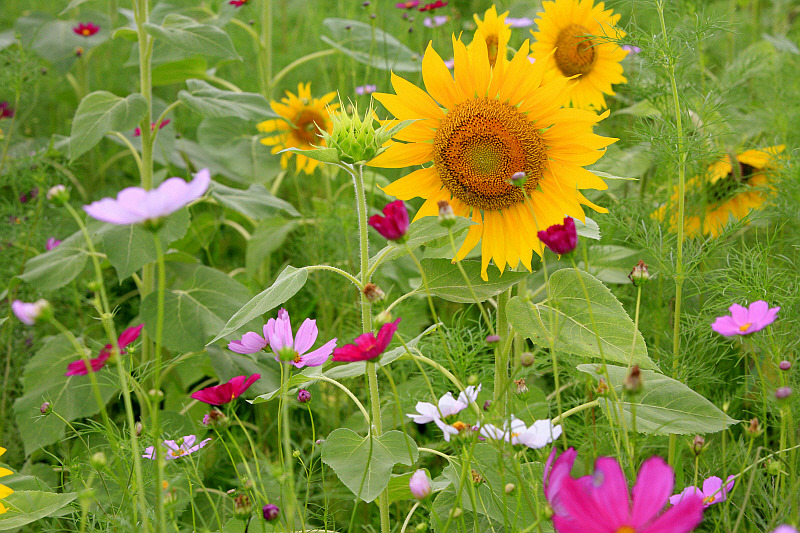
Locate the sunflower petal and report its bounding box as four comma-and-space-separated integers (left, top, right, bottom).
368, 142, 433, 168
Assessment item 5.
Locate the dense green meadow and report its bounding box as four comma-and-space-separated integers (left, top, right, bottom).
1, 0, 799, 531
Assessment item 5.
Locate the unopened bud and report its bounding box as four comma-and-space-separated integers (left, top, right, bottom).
470, 469, 484, 484
292, 449, 301, 459
596, 379, 610, 396
414, 523, 427, 532
504, 483, 515, 494
450, 507, 462, 519
91, 452, 107, 469
509, 171, 527, 187
135, 421, 144, 436
203, 410, 229, 429
234, 494, 252, 518
148, 389, 164, 400
437, 200, 456, 227
47, 185, 69, 205
746, 418, 762, 437
262, 503, 280, 521
485, 334, 501, 345
514, 378, 528, 396
363, 283, 385, 304
40, 402, 52, 415
467, 374, 478, 386
623, 365, 643, 395
519, 351, 534, 367
766, 459, 783, 476
297, 389, 311, 404
628, 260, 651, 286
409, 469, 432, 499
690, 435, 705, 456
775, 387, 792, 400
482, 400, 491, 412
542, 504, 554, 519
374, 310, 393, 328
779, 360, 791, 371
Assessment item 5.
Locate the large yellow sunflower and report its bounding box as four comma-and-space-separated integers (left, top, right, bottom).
369, 36, 614, 280
530, 0, 627, 111
472, 5, 512, 68
257, 83, 338, 175
0, 446, 13, 514
654, 146, 785, 238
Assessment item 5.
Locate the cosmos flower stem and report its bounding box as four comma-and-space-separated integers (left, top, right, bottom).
445, 229, 496, 336
110, 132, 144, 176
742, 338, 770, 450
550, 399, 600, 425
393, 333, 441, 411
270, 49, 338, 93
278, 363, 299, 531
312, 375, 371, 423
400, 502, 422, 533
258, 0, 272, 98
150, 231, 168, 533
304, 264, 363, 290
656, 0, 688, 468
223, 420, 267, 502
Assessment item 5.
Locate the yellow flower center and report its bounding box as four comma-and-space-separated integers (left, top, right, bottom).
554, 24, 597, 77
615, 527, 636, 533
170, 449, 186, 457
82, 28, 91, 36
291, 109, 326, 145
702, 495, 715, 504
484, 34, 500, 67
738, 322, 751, 332
433, 98, 547, 211
451, 421, 469, 432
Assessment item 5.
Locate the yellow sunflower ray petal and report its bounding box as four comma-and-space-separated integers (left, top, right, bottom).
0, 468, 12, 478
368, 142, 433, 168
380, 167, 441, 200
0, 485, 11, 498
466, 31, 491, 97
390, 72, 445, 119
486, 210, 506, 272
422, 42, 465, 108
455, 209, 483, 262
412, 188, 452, 222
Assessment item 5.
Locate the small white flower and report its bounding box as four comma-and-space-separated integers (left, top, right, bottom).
479, 416, 561, 449
407, 385, 481, 441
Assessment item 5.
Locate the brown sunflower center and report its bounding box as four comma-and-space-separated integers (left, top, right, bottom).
554, 24, 597, 77
485, 34, 500, 67
433, 98, 547, 211
291, 109, 326, 145
706, 163, 758, 203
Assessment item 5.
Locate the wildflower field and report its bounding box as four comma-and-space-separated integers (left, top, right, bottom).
1, 0, 800, 531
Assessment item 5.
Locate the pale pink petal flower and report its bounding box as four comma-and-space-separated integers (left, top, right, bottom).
264, 309, 336, 368
143, 434, 211, 460
712, 300, 780, 336
669, 475, 735, 508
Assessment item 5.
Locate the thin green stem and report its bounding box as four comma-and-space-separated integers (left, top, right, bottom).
304, 264, 363, 289
493, 290, 511, 417
151, 230, 167, 533
270, 49, 338, 91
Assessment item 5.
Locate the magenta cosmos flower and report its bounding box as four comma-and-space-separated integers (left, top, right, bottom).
332, 318, 401, 362
143, 435, 211, 460
395, 0, 419, 8
73, 22, 100, 37
0, 101, 13, 119
711, 300, 780, 336
669, 475, 734, 508
772, 527, 800, 533
191, 374, 261, 405
228, 309, 336, 369
45, 237, 61, 250
369, 200, 409, 241
544, 448, 705, 533
66, 324, 143, 376
11, 299, 51, 325
84, 168, 210, 225
538, 217, 578, 255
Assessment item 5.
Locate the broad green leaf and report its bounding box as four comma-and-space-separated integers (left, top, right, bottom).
179, 79, 275, 121
18, 230, 88, 291
245, 218, 300, 278
579, 245, 639, 285
152, 57, 209, 86
575, 217, 601, 240
507, 269, 657, 370
365, 216, 471, 275
140, 263, 252, 353
144, 14, 239, 59
0, 491, 78, 530
13, 334, 121, 456
69, 91, 147, 160
321, 19, 421, 72
577, 364, 738, 435
321, 429, 418, 503
94, 208, 190, 281
210, 265, 308, 343
420, 258, 528, 303
210, 181, 300, 218
195, 116, 281, 184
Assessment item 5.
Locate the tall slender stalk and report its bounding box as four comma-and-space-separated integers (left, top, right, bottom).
151, 231, 168, 533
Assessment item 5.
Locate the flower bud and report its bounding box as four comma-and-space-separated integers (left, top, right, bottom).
323, 102, 400, 165
409, 469, 431, 499
414, 523, 427, 532
628, 260, 651, 286
148, 388, 164, 400
514, 378, 528, 396
508, 171, 527, 187
623, 365, 643, 395
470, 469, 484, 484
297, 389, 312, 404
450, 507, 462, 519
203, 410, 229, 429
504, 483, 515, 494
485, 334, 500, 345
766, 459, 783, 476
12, 299, 52, 325
292, 449, 301, 459
262, 503, 280, 521
363, 283, 386, 304
135, 421, 144, 436
519, 352, 534, 367
482, 400, 491, 412
437, 200, 456, 227
374, 310, 393, 328
690, 435, 705, 456
775, 387, 792, 400
90, 452, 107, 469
46, 185, 69, 205
779, 360, 791, 371
234, 494, 252, 518
466, 374, 478, 386
596, 379, 610, 396
40, 402, 52, 415
745, 418, 762, 437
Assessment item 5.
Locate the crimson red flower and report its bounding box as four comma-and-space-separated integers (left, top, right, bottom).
369, 200, 409, 241
229, 0, 248, 6
191, 374, 261, 405
73, 22, 100, 37
65, 324, 143, 376
537, 217, 577, 255
395, 0, 419, 8
419, 1, 447, 12
332, 319, 401, 362
0, 102, 13, 119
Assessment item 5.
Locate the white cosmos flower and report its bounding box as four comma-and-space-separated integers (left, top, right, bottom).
479, 416, 561, 449
407, 385, 481, 441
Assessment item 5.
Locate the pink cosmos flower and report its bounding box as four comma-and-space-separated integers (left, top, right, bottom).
505, 17, 534, 27
12, 299, 50, 325
355, 84, 377, 95
669, 475, 734, 508
0, 101, 13, 119
423, 15, 448, 27
538, 217, 578, 255
409, 470, 431, 499
143, 435, 211, 460
332, 318, 401, 362
369, 200, 409, 241
73, 22, 100, 37
191, 374, 261, 405
65, 324, 143, 376
544, 448, 705, 533
133, 119, 170, 137
711, 301, 780, 336
84, 168, 210, 225
230, 0, 248, 5
407, 384, 480, 441
45, 237, 61, 250
266, 309, 337, 368
228, 324, 270, 354
772, 527, 800, 533
395, 0, 419, 8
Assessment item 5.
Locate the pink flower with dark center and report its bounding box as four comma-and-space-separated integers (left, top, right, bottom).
538, 216, 578, 255
73, 22, 100, 37
395, 0, 419, 8
46, 237, 61, 251
191, 374, 261, 405
369, 200, 409, 241
332, 318, 401, 362
418, 0, 447, 12
83, 168, 210, 225
711, 300, 780, 336
0, 101, 13, 119
143, 435, 211, 460
65, 324, 143, 376
669, 475, 735, 508
266, 309, 337, 368
133, 119, 170, 137
545, 449, 705, 533
230, 0, 248, 5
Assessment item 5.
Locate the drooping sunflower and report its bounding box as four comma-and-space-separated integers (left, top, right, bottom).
530, 0, 627, 111
472, 5, 512, 68
653, 146, 785, 238
257, 83, 338, 175
369, 36, 614, 280
0, 446, 13, 514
